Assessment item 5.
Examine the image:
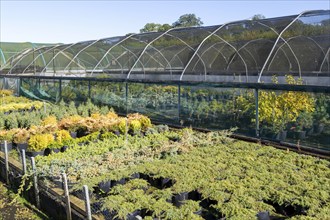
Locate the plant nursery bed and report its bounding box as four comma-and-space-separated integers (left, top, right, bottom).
32, 128, 329, 220
0, 181, 46, 220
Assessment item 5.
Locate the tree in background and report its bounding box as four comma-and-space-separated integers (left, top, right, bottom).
140, 13, 203, 33
172, 14, 204, 28
140, 23, 172, 33
251, 14, 266, 20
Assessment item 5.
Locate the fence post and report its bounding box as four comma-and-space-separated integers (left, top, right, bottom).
22, 149, 27, 175
83, 185, 92, 220
255, 89, 260, 137
30, 157, 40, 209
4, 140, 9, 185
62, 173, 72, 220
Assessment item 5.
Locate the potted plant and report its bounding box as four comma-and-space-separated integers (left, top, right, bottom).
13, 128, 30, 151
53, 130, 72, 152
312, 94, 329, 134
27, 133, 54, 157
0, 129, 14, 152
58, 115, 83, 138
258, 75, 315, 141
128, 119, 142, 135
41, 116, 58, 133
291, 111, 313, 139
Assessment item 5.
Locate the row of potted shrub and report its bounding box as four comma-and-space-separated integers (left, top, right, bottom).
0, 111, 152, 157
0, 89, 44, 113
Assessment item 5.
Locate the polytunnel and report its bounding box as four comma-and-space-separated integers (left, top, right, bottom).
1, 10, 329, 86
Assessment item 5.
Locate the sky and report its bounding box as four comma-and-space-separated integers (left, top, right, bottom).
0, 0, 329, 44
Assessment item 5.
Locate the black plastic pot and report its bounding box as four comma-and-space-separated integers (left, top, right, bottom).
98, 180, 112, 194
60, 145, 68, 152
43, 148, 52, 156
0, 142, 13, 152
314, 123, 325, 134
293, 131, 306, 139
273, 130, 287, 141
256, 211, 270, 220
172, 192, 189, 207
26, 150, 44, 157
70, 132, 77, 139
52, 148, 61, 153
16, 143, 28, 151
127, 210, 142, 220
111, 178, 126, 187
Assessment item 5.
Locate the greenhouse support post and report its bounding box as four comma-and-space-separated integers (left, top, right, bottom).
178, 84, 181, 122
18, 78, 22, 96
88, 80, 91, 99
4, 141, 9, 185
59, 79, 62, 101
31, 157, 40, 209
83, 185, 92, 220
125, 82, 128, 116
255, 89, 260, 137
62, 172, 72, 220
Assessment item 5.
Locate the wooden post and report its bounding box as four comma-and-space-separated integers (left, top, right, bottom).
83, 185, 92, 220
62, 173, 72, 220
30, 157, 40, 208
22, 149, 27, 175
4, 141, 9, 185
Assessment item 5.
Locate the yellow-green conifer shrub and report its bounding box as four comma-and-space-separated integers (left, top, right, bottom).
259, 75, 315, 133
13, 128, 30, 144
55, 130, 72, 144
129, 119, 142, 134
28, 133, 54, 152
0, 90, 13, 96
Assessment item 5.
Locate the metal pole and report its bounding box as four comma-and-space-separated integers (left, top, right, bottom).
31, 157, 40, 209
33, 49, 36, 75
4, 141, 9, 185
255, 89, 260, 137
59, 79, 62, 101
83, 185, 92, 220
125, 82, 128, 116
22, 149, 27, 175
88, 80, 91, 99
178, 83, 181, 124
62, 173, 72, 220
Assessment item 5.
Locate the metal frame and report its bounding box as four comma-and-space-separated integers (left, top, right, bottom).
0, 10, 328, 86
